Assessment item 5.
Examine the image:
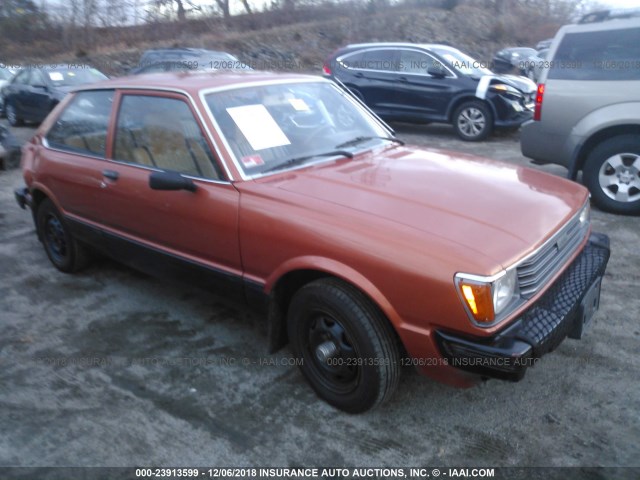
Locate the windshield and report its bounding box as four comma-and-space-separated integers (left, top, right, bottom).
430, 47, 492, 78
205, 81, 391, 177
0, 68, 12, 81
46, 68, 107, 87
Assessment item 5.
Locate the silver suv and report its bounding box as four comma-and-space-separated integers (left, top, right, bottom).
520, 13, 640, 215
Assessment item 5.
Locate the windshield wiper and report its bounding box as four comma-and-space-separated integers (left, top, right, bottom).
335, 135, 404, 149
263, 150, 354, 174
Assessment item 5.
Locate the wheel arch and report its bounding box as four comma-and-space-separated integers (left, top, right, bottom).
264, 257, 403, 353
570, 124, 640, 179
447, 95, 496, 123
29, 185, 59, 240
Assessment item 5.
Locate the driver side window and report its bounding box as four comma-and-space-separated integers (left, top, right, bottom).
113, 95, 223, 181
398, 50, 438, 75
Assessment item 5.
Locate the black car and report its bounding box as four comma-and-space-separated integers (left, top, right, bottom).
130, 48, 250, 74
323, 43, 535, 141
491, 47, 537, 74
1, 66, 107, 126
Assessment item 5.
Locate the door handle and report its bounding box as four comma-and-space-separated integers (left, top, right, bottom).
102, 170, 119, 181
354, 72, 364, 78
398, 76, 408, 82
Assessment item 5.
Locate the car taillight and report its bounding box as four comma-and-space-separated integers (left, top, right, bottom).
533, 83, 545, 121
322, 62, 332, 75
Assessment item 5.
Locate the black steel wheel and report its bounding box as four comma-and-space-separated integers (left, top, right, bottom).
36, 199, 90, 272
288, 278, 400, 413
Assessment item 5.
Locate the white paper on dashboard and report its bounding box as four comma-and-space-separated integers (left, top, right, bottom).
226, 104, 291, 151
49, 72, 64, 81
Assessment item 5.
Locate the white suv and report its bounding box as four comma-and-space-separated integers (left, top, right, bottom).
520, 12, 640, 215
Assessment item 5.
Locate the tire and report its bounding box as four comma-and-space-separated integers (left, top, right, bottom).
288, 278, 400, 413
583, 135, 640, 215
452, 101, 493, 141
6, 102, 23, 127
36, 199, 90, 272
5, 149, 20, 169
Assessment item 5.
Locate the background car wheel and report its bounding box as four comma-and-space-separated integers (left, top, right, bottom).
36, 199, 91, 272
5, 149, 21, 169
6, 102, 23, 127
452, 101, 493, 141
583, 135, 640, 215
288, 278, 400, 413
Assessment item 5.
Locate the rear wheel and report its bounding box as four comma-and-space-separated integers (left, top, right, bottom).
288, 278, 400, 413
583, 135, 640, 215
36, 199, 91, 272
6, 102, 23, 127
452, 101, 493, 141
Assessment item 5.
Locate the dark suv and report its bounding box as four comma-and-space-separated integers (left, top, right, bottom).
323, 43, 535, 141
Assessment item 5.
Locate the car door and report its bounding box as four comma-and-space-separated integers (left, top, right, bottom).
23, 69, 52, 121
7, 69, 30, 116
392, 49, 457, 121
338, 48, 401, 114
97, 90, 243, 296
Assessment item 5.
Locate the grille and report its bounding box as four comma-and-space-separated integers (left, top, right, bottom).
517, 238, 610, 356
516, 212, 588, 299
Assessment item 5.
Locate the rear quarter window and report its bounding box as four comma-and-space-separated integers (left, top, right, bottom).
549, 27, 640, 80
46, 90, 113, 157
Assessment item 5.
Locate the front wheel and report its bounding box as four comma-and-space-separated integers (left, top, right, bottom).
452, 101, 493, 141
288, 278, 400, 413
583, 135, 640, 215
36, 199, 91, 272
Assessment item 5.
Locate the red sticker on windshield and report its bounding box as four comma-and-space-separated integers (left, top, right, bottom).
241, 155, 265, 168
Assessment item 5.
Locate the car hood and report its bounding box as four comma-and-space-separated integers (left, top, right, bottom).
260, 145, 588, 272
499, 74, 536, 94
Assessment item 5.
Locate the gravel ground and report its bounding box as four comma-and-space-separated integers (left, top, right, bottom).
0, 120, 639, 476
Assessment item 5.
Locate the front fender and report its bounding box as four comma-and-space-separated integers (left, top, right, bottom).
264, 255, 405, 330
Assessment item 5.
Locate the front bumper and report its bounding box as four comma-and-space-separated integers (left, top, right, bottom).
435, 232, 610, 382
492, 95, 533, 129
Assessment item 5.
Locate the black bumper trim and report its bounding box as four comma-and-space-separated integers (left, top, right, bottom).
436, 231, 610, 382
14, 187, 31, 210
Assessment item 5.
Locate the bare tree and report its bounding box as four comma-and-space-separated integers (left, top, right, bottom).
240, 0, 253, 14
214, 0, 230, 19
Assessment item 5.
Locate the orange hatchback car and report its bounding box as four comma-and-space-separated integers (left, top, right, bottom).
15, 71, 610, 412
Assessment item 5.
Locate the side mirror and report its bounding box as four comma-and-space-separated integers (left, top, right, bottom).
427, 65, 447, 78
149, 170, 197, 193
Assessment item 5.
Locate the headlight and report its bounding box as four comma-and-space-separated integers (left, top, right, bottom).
489, 83, 521, 96
455, 269, 519, 326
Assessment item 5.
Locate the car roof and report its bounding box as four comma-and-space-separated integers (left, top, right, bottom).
342, 42, 455, 52
72, 70, 324, 95
578, 7, 640, 24
556, 14, 640, 36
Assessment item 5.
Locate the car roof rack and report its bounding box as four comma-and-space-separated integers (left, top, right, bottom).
578, 8, 640, 24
